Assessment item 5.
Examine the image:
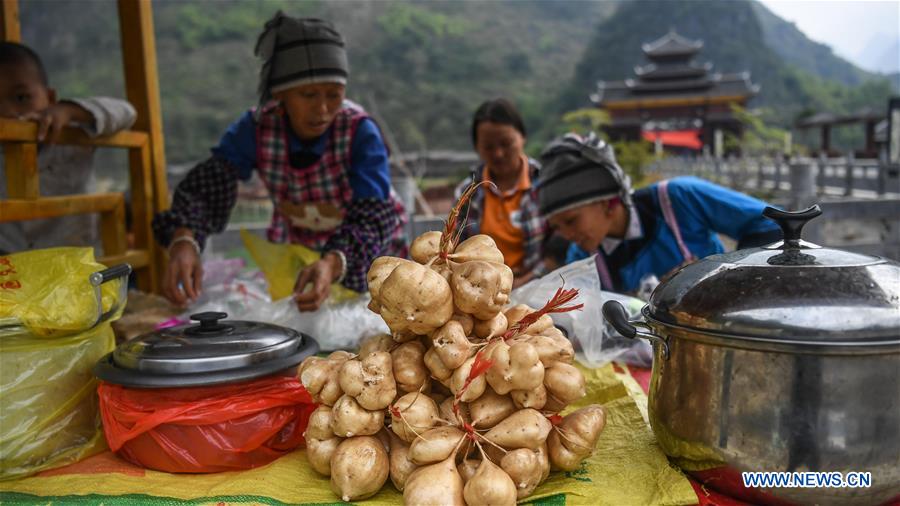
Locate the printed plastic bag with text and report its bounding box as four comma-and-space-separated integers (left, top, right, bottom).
0, 247, 124, 337
97, 375, 317, 473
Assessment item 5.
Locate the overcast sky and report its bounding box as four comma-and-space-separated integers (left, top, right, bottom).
758, 0, 899, 73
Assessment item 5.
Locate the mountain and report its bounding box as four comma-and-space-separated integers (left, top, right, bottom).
557, 0, 896, 137
17, 0, 896, 165
18, 0, 615, 162
888, 73, 900, 92
749, 1, 874, 87
856, 35, 900, 75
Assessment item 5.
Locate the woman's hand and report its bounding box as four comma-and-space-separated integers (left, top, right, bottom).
293, 252, 343, 312
162, 229, 203, 307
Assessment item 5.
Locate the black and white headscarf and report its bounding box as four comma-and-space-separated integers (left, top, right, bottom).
254, 12, 349, 116
537, 132, 634, 218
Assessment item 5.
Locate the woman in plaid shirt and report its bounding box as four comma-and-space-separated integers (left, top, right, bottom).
456, 98, 548, 288
153, 13, 406, 310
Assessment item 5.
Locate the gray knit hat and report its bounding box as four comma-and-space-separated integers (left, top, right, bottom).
254, 12, 348, 110
537, 132, 633, 217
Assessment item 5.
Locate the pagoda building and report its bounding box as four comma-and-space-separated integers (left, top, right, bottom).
592, 30, 759, 153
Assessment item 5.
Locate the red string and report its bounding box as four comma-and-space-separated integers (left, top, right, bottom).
462, 422, 478, 441
438, 181, 491, 259
454, 350, 494, 402
503, 286, 583, 340
452, 349, 495, 431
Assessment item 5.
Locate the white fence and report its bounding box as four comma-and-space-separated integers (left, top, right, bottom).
649, 155, 899, 199
649, 155, 900, 259
206, 156, 900, 260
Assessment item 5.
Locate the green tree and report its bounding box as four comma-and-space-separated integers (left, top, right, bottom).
560, 108, 610, 134
612, 140, 655, 185
727, 104, 790, 156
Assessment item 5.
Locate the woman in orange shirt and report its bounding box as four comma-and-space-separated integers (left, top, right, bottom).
456, 98, 547, 288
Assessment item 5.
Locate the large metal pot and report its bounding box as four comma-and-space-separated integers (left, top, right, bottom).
603, 206, 900, 506
95, 311, 319, 387
93, 311, 319, 473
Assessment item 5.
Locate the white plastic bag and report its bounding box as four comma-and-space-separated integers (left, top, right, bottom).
183, 261, 388, 351
510, 255, 652, 367
257, 296, 389, 351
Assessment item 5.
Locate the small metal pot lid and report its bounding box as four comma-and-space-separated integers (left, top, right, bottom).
94, 312, 319, 387
648, 206, 900, 345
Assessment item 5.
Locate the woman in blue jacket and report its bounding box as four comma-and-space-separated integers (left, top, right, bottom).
537, 133, 782, 294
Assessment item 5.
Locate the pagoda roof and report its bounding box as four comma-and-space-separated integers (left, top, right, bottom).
634, 61, 712, 80
642, 30, 703, 58
592, 72, 759, 105
626, 76, 714, 93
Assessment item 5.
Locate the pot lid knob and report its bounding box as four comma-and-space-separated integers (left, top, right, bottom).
188, 311, 230, 334
763, 205, 821, 250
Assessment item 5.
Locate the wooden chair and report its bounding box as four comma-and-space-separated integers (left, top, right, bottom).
0, 0, 169, 293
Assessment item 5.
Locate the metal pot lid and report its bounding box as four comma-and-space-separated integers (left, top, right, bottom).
94, 311, 319, 387
648, 206, 900, 345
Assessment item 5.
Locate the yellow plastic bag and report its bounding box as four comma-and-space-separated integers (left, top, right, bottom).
0, 248, 124, 337
240, 229, 358, 302
0, 322, 115, 480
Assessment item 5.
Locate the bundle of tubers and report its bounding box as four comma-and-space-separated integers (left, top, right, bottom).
300, 184, 608, 504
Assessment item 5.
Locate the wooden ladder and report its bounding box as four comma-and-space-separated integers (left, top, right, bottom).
0, 0, 169, 293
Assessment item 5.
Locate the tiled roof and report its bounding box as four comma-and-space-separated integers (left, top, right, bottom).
634, 62, 712, 80
594, 72, 759, 104
642, 30, 703, 58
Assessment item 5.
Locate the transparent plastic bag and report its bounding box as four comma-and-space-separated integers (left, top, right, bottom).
511, 255, 651, 367
178, 231, 384, 350
254, 296, 389, 352
184, 267, 389, 352
0, 322, 115, 480
201, 257, 247, 288
0, 247, 127, 337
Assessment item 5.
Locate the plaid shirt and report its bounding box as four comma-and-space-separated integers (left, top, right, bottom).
455, 159, 547, 276
153, 102, 407, 293
256, 100, 355, 247
152, 156, 238, 252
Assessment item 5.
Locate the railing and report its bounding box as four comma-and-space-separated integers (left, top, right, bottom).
0, 117, 163, 291
648, 154, 899, 199
648, 154, 900, 259
3, 0, 170, 294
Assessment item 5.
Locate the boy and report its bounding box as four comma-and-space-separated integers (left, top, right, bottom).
537, 132, 782, 294
0, 41, 137, 253
153, 13, 407, 311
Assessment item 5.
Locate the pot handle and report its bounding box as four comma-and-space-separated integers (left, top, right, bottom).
602, 300, 669, 360
763, 205, 821, 249
88, 263, 132, 330
185, 311, 233, 335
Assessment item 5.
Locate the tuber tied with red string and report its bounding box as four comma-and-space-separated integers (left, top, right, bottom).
298, 183, 607, 504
